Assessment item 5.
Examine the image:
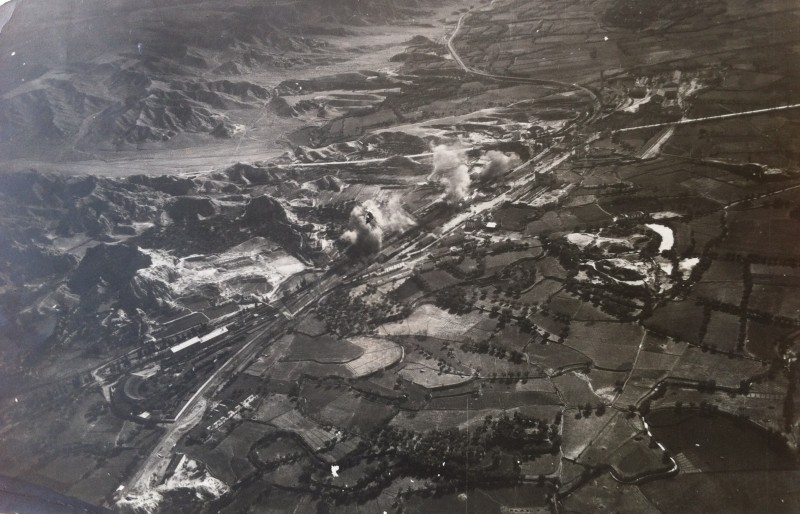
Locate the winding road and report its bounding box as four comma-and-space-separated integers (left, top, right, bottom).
447, 5, 602, 121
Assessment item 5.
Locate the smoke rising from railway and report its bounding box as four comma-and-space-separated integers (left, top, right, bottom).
341, 197, 415, 256
479, 150, 521, 182
432, 144, 470, 204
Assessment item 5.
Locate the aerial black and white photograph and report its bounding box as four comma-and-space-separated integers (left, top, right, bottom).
0, 0, 799, 512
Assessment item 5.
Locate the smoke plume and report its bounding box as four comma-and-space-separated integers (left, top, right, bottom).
341, 197, 415, 256
479, 150, 521, 182
432, 144, 470, 204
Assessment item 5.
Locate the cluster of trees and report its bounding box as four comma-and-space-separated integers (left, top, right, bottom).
488, 239, 530, 255
542, 237, 581, 270
485, 370, 534, 383
488, 304, 517, 329
542, 233, 669, 322
574, 402, 607, 419
406, 341, 465, 378
438, 254, 486, 279
316, 293, 410, 337
368, 411, 561, 482
696, 379, 718, 393
564, 279, 645, 321
462, 338, 526, 364
308, 459, 396, 505
496, 260, 537, 291
434, 287, 474, 314
488, 285, 524, 302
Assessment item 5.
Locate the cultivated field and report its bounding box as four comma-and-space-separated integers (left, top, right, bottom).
283, 333, 364, 364
398, 359, 474, 389
344, 336, 403, 377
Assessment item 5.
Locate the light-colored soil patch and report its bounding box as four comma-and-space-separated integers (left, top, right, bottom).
344, 336, 403, 377
379, 304, 485, 341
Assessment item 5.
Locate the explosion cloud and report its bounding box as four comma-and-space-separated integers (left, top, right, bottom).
432, 144, 470, 204
341, 197, 415, 256
479, 150, 521, 182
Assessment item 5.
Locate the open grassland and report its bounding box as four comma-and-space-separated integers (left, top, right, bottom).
405, 483, 552, 514
561, 409, 619, 461
633, 350, 681, 372
750, 283, 800, 320
391, 403, 561, 433
645, 300, 705, 344
701, 311, 743, 353
609, 439, 672, 481
283, 333, 364, 364
745, 320, 786, 360
566, 322, 643, 371
552, 373, 603, 408
270, 410, 337, 452
521, 279, 564, 306
427, 389, 562, 412
563, 473, 660, 513
576, 406, 648, 470
694, 260, 745, 306
526, 342, 591, 373
316, 393, 397, 434
670, 347, 765, 388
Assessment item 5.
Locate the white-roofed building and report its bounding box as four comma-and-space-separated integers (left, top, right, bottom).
169, 326, 229, 355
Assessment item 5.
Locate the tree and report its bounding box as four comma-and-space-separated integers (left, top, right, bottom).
738, 380, 751, 395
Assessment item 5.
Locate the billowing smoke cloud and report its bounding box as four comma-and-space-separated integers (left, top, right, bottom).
432, 144, 470, 204
479, 150, 521, 182
341, 197, 415, 256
